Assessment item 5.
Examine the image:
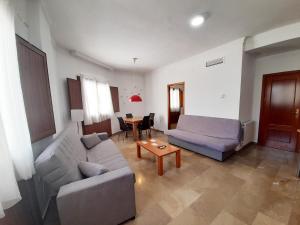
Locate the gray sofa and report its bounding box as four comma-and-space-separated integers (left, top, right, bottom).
35, 125, 136, 225
165, 115, 242, 161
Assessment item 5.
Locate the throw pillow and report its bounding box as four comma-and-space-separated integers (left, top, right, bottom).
80, 133, 102, 149
78, 161, 109, 177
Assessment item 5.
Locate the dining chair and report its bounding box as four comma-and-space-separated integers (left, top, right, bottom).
149, 113, 155, 127
138, 116, 151, 137
149, 113, 155, 135
126, 113, 133, 118
117, 117, 132, 141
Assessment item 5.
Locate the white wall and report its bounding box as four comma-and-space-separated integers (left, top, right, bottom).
14, 0, 64, 158
55, 48, 146, 134
14, 0, 58, 218
14, 0, 147, 138
145, 38, 245, 131
13, 0, 146, 216
111, 70, 146, 133
251, 49, 300, 141
39, 7, 65, 134
55, 47, 117, 130
239, 53, 255, 123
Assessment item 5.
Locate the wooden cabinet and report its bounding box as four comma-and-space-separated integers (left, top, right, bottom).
16, 35, 56, 142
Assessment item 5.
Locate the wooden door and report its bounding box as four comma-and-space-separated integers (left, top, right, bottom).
168, 82, 185, 129
16, 35, 56, 142
258, 71, 300, 151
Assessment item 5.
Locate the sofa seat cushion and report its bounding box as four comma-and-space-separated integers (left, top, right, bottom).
87, 139, 129, 171
165, 129, 239, 152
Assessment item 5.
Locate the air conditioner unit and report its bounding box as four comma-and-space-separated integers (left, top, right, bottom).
205, 57, 224, 67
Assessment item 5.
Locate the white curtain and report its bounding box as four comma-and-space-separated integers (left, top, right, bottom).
170, 88, 180, 112
0, 0, 35, 218
81, 76, 114, 125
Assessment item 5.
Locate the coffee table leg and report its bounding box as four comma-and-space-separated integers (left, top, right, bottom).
176, 151, 181, 168
158, 156, 163, 176
137, 143, 141, 158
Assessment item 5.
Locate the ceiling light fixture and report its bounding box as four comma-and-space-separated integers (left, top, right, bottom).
129, 94, 142, 102
133, 57, 138, 64
129, 58, 143, 103
190, 15, 205, 28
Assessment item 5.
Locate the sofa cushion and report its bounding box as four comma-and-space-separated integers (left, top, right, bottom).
35, 125, 86, 192
87, 139, 129, 171
97, 132, 109, 141
165, 129, 239, 152
81, 133, 102, 150
78, 161, 109, 177
176, 115, 241, 140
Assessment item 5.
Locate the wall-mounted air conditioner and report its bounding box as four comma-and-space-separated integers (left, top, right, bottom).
205, 57, 224, 67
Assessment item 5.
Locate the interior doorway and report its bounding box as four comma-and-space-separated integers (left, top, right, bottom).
258, 70, 300, 152
168, 82, 185, 129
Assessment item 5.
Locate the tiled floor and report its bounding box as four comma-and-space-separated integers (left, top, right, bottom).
45, 131, 300, 225
114, 131, 300, 225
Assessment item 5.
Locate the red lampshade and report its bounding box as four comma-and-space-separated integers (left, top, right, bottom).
129, 94, 142, 102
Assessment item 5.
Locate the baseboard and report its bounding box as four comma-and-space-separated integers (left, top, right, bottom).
151, 128, 164, 133
236, 141, 256, 151
111, 130, 123, 137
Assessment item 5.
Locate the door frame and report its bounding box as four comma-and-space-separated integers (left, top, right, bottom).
258, 70, 300, 151
167, 82, 185, 130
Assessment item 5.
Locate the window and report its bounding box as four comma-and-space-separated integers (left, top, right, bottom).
81, 77, 114, 125
170, 88, 180, 112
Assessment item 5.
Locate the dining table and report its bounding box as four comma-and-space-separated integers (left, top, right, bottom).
124, 117, 143, 140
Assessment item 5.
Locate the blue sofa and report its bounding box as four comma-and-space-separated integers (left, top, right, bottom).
165, 115, 242, 161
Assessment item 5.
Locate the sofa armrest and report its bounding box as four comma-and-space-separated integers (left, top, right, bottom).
97, 132, 109, 140
57, 167, 136, 225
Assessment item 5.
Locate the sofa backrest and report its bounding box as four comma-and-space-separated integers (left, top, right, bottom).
35, 124, 86, 192
176, 115, 241, 140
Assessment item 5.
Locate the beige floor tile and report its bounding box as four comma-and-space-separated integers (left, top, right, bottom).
166, 208, 204, 225
259, 191, 293, 225
288, 210, 300, 225
190, 189, 234, 225
225, 188, 265, 225
112, 132, 300, 225
158, 188, 201, 218
129, 203, 171, 225
229, 162, 255, 181
252, 212, 285, 225
210, 211, 248, 225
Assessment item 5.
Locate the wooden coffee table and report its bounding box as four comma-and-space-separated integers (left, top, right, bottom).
136, 139, 181, 176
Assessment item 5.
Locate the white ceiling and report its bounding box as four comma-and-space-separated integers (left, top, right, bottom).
43, 0, 300, 72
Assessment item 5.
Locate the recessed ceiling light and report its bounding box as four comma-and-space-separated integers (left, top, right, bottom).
190, 15, 205, 28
